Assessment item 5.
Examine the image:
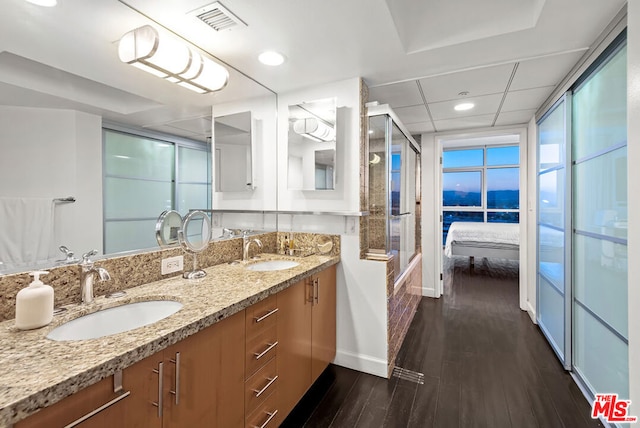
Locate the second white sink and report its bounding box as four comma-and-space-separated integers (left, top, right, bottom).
47, 300, 183, 341
246, 260, 300, 271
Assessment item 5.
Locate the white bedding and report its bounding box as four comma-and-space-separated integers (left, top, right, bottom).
444, 222, 520, 258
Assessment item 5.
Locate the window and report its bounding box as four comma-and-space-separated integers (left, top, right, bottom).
103, 128, 211, 254
442, 144, 520, 241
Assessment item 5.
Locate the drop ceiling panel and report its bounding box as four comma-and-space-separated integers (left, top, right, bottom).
434, 114, 495, 132
418, 64, 515, 103
429, 93, 503, 121
510, 51, 585, 91
394, 105, 430, 125
502, 86, 555, 112
495, 109, 537, 126
368, 81, 422, 108
405, 121, 434, 134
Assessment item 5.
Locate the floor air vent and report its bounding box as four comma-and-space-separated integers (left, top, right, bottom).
392, 366, 425, 384
191, 2, 247, 32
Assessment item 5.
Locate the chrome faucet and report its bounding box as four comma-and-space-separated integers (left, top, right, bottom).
243, 233, 263, 262
79, 250, 111, 304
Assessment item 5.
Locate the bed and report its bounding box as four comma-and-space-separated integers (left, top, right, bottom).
444, 222, 520, 264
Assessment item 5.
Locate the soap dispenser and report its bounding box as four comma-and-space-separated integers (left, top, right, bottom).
15, 271, 54, 330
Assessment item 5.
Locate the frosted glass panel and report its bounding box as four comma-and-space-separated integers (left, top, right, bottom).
573, 147, 627, 237
539, 169, 565, 228
105, 177, 173, 219
573, 45, 627, 160
538, 101, 565, 171
574, 304, 629, 399
539, 225, 564, 267
539, 275, 565, 357
105, 131, 175, 180
178, 146, 210, 182
104, 220, 158, 254
177, 183, 211, 215
574, 234, 628, 338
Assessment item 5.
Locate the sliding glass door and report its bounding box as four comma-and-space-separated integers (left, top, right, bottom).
571, 40, 628, 400
537, 96, 571, 369
537, 33, 628, 408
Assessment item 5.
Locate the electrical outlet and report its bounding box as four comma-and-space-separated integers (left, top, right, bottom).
161, 255, 183, 275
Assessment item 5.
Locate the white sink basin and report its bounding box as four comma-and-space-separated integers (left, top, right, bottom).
47, 300, 183, 341
246, 260, 300, 272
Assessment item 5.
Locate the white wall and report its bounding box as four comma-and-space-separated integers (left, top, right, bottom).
277, 78, 361, 212
627, 1, 640, 416
212, 94, 278, 211
419, 133, 440, 297
526, 116, 538, 322
0, 106, 102, 267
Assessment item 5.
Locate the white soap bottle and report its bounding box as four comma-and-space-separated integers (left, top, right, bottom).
15, 271, 54, 330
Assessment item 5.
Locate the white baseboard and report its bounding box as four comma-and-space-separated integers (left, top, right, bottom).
527, 301, 537, 324
423, 286, 439, 298
333, 349, 388, 378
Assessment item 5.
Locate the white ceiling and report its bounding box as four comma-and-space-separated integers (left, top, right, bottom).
0, 0, 627, 138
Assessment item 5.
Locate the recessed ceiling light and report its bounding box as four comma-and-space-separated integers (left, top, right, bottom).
25, 0, 57, 6
258, 51, 285, 66
454, 102, 475, 111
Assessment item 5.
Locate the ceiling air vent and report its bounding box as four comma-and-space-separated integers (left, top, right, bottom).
191, 2, 247, 32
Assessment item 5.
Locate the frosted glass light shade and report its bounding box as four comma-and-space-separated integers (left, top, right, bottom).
293, 118, 335, 142
118, 25, 228, 93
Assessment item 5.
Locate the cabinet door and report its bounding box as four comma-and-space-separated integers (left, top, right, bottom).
277, 278, 312, 421
16, 375, 128, 428
311, 265, 337, 382
164, 310, 245, 428
122, 354, 164, 428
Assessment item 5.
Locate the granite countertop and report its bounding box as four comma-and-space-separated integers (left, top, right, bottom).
0, 253, 339, 427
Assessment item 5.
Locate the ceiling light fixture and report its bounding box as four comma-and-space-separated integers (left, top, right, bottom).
293, 118, 335, 142
258, 51, 286, 66
454, 102, 475, 111
118, 25, 229, 94
25, 0, 57, 6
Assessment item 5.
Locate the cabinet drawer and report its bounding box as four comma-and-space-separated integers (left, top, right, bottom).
246, 294, 278, 339
246, 324, 278, 379
245, 390, 278, 428
245, 357, 278, 415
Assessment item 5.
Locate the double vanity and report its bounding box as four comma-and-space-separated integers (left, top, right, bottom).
0, 252, 338, 427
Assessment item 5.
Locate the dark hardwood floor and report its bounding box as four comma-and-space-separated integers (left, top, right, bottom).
280, 256, 603, 428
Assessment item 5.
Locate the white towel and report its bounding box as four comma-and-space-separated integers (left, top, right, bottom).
0, 198, 55, 268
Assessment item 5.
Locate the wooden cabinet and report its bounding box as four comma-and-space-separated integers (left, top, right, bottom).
18, 311, 245, 428
244, 293, 279, 426
16, 264, 336, 428
278, 264, 337, 422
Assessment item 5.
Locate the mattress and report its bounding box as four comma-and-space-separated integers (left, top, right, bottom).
445, 222, 520, 258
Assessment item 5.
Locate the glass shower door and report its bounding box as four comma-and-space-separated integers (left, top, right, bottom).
537, 96, 571, 369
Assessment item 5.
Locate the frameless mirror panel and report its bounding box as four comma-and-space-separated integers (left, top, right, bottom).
288, 98, 336, 190
214, 111, 253, 192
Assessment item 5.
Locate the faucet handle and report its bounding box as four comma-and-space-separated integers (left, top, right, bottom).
81, 250, 98, 264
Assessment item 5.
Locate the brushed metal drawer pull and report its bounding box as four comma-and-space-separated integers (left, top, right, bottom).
254, 308, 279, 323
314, 278, 320, 305
169, 352, 180, 405
63, 390, 130, 428
152, 362, 164, 418
254, 341, 278, 360
253, 375, 279, 398
253, 409, 279, 428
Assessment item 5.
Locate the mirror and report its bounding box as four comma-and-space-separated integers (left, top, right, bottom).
179, 210, 211, 279
0, 0, 277, 275
287, 98, 337, 190
155, 210, 183, 248
214, 112, 253, 192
